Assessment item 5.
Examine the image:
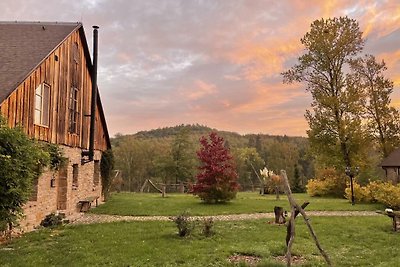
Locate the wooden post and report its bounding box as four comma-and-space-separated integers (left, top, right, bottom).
286, 202, 309, 246
179, 182, 185, 193
281, 170, 332, 267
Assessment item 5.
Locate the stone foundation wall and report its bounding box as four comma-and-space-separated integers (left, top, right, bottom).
384, 168, 399, 185
20, 146, 103, 232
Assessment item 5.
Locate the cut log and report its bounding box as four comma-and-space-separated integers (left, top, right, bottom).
274, 206, 286, 224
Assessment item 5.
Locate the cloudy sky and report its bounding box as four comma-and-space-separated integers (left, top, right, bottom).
1, 0, 399, 137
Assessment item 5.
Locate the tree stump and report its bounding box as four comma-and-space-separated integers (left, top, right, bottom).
274, 206, 286, 224
386, 210, 400, 231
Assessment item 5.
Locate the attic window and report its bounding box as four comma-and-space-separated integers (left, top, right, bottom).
34, 83, 50, 126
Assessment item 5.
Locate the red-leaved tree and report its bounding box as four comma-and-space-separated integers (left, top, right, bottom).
192, 132, 239, 203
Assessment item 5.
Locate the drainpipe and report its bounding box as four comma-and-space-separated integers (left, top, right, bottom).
88, 25, 99, 161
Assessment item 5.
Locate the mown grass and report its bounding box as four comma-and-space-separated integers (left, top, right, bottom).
91, 192, 384, 216
1, 216, 399, 266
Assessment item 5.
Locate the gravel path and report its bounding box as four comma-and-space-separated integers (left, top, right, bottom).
71, 211, 380, 225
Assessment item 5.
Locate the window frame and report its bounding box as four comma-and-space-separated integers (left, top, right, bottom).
68, 86, 80, 133
34, 83, 50, 127
68, 42, 81, 134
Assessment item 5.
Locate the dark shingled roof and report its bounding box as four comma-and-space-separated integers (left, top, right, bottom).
0, 21, 81, 103
381, 148, 400, 167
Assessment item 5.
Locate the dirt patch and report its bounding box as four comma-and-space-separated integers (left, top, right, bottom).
275, 255, 307, 265
228, 253, 261, 266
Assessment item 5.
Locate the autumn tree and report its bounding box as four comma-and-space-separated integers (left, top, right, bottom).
234, 147, 264, 191
192, 132, 239, 203
113, 137, 166, 191
348, 54, 400, 157
282, 16, 366, 170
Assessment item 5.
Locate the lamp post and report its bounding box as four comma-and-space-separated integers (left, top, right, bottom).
345, 166, 359, 205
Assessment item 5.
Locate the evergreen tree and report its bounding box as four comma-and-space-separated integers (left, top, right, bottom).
192, 132, 239, 203
291, 164, 304, 193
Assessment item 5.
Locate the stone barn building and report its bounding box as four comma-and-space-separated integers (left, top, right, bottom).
0, 21, 111, 231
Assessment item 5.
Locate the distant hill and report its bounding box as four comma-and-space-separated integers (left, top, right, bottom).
111, 124, 314, 192
133, 124, 218, 138
131, 124, 307, 145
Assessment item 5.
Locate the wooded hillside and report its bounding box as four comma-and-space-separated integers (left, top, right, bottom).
112, 124, 314, 192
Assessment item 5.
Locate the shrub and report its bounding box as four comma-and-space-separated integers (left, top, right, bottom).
344, 181, 400, 209
0, 117, 50, 236
344, 182, 373, 203
306, 168, 346, 197
201, 217, 215, 237
170, 211, 196, 237
40, 213, 66, 228
370, 182, 400, 209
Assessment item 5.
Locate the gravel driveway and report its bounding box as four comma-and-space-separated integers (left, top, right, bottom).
71, 211, 380, 225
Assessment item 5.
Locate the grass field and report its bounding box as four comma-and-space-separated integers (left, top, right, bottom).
1, 217, 399, 266
0, 193, 394, 266
91, 192, 384, 216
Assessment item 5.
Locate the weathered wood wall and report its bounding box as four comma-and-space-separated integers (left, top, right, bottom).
0, 28, 109, 151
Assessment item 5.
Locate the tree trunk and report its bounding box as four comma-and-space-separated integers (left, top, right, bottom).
275, 186, 280, 200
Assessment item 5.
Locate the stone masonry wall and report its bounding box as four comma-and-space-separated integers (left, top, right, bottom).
20, 146, 103, 232
385, 168, 399, 185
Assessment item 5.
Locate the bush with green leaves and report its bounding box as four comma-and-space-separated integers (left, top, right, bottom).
43, 143, 67, 171
0, 117, 49, 234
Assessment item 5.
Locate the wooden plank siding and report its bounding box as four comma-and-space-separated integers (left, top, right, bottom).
0, 29, 108, 151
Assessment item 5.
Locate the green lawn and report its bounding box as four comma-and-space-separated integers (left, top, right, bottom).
1, 217, 399, 266
91, 192, 384, 216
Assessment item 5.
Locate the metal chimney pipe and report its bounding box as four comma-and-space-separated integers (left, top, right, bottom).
88, 25, 99, 161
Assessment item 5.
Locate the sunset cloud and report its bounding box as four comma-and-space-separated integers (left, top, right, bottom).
0, 0, 399, 137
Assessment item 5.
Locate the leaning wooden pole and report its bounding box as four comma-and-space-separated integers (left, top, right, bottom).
280, 170, 332, 267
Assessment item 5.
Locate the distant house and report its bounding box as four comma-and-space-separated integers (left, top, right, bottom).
381, 148, 400, 184
0, 21, 111, 231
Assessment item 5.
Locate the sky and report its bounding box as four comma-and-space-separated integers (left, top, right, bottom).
1, 0, 399, 137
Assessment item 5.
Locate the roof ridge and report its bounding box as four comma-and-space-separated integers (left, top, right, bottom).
0, 21, 82, 26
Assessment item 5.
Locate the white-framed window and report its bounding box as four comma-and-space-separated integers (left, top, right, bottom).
34, 83, 50, 126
